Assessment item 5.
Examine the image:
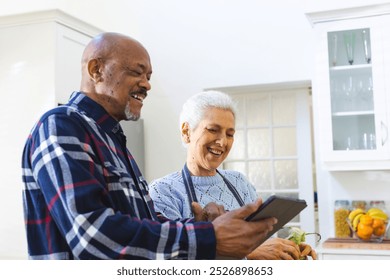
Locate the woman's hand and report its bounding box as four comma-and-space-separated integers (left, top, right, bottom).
299, 243, 318, 260
247, 238, 301, 260
192, 202, 226, 221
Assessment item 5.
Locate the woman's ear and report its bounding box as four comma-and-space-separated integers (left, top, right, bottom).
87, 58, 103, 83
181, 122, 190, 143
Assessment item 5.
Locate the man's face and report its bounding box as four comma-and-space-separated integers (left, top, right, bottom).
187, 107, 235, 176
98, 44, 152, 121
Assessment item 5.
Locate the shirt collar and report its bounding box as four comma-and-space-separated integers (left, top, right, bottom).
67, 91, 123, 135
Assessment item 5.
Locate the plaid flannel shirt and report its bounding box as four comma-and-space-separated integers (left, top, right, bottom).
22, 91, 216, 260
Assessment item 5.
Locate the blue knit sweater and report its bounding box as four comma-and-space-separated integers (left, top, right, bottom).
149, 169, 258, 220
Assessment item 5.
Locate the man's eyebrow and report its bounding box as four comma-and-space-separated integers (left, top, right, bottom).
125, 63, 151, 72
138, 63, 152, 73
123, 64, 141, 73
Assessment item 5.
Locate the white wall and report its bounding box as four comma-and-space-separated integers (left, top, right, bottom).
133, 1, 316, 180
1, 0, 390, 259
2, 0, 388, 180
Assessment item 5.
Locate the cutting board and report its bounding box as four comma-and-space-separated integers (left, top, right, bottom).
323, 238, 390, 250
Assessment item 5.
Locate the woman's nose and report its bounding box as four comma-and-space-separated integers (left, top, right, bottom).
215, 135, 227, 146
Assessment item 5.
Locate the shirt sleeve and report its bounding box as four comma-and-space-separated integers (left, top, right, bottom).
25, 112, 216, 259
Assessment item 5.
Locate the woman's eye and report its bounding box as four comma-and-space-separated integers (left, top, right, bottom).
207, 128, 217, 133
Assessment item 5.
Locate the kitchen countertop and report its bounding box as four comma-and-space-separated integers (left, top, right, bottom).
322, 238, 390, 250
316, 238, 390, 259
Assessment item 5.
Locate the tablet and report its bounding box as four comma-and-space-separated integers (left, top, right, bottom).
245, 195, 307, 240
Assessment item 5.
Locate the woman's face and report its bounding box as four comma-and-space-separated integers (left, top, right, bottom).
186, 107, 235, 176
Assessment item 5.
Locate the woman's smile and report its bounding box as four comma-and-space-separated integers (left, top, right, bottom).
207, 147, 223, 156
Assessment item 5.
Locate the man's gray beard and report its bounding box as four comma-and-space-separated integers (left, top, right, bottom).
125, 106, 140, 121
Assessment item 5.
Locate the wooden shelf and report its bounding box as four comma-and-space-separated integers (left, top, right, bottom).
323, 238, 390, 250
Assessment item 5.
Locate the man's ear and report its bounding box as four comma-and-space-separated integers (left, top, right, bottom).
181, 122, 190, 143
87, 58, 103, 83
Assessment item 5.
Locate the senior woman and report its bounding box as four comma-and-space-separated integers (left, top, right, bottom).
149, 90, 311, 260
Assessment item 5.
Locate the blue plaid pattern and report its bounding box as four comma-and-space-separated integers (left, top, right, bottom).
22, 91, 216, 260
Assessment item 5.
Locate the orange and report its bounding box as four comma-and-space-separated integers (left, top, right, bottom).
373, 225, 386, 236
359, 214, 373, 226
372, 218, 385, 229
357, 232, 371, 240
357, 223, 373, 240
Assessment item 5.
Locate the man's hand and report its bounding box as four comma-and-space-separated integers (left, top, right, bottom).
247, 238, 300, 260
211, 198, 277, 259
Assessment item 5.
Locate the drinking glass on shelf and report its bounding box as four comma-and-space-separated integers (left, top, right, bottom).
330, 79, 343, 112
339, 81, 348, 111
331, 34, 338, 66
343, 32, 355, 65
341, 76, 356, 111
346, 136, 355, 150
367, 76, 373, 94
369, 133, 376, 150
361, 133, 376, 150
355, 77, 365, 110
362, 30, 371, 64
366, 76, 374, 110
362, 133, 369, 149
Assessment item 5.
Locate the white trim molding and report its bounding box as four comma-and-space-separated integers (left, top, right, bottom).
0, 9, 103, 37
306, 3, 390, 26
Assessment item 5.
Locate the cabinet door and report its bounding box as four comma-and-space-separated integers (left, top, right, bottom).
55, 24, 93, 105
314, 17, 390, 170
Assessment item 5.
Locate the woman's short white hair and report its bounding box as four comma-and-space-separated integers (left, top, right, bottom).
179, 90, 237, 143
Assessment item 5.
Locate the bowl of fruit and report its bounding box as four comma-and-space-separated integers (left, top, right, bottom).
348, 207, 389, 242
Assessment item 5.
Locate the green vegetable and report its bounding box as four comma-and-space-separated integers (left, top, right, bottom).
286, 227, 321, 245
286, 227, 321, 260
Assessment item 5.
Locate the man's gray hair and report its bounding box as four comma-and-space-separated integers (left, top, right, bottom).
179, 90, 237, 133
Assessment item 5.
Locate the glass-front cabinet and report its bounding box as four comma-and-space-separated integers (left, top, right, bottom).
307, 5, 390, 260
329, 28, 376, 152
313, 15, 390, 170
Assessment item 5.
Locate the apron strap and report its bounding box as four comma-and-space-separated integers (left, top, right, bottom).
216, 169, 245, 207
182, 163, 199, 204
181, 163, 245, 215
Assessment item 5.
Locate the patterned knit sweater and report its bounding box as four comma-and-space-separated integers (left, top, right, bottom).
149, 169, 258, 220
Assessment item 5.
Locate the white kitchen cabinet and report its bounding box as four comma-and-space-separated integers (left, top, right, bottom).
318, 248, 390, 260
0, 9, 103, 259
307, 5, 390, 261
308, 5, 390, 171
55, 23, 99, 104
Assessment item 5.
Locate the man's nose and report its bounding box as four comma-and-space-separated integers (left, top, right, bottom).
139, 75, 151, 91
